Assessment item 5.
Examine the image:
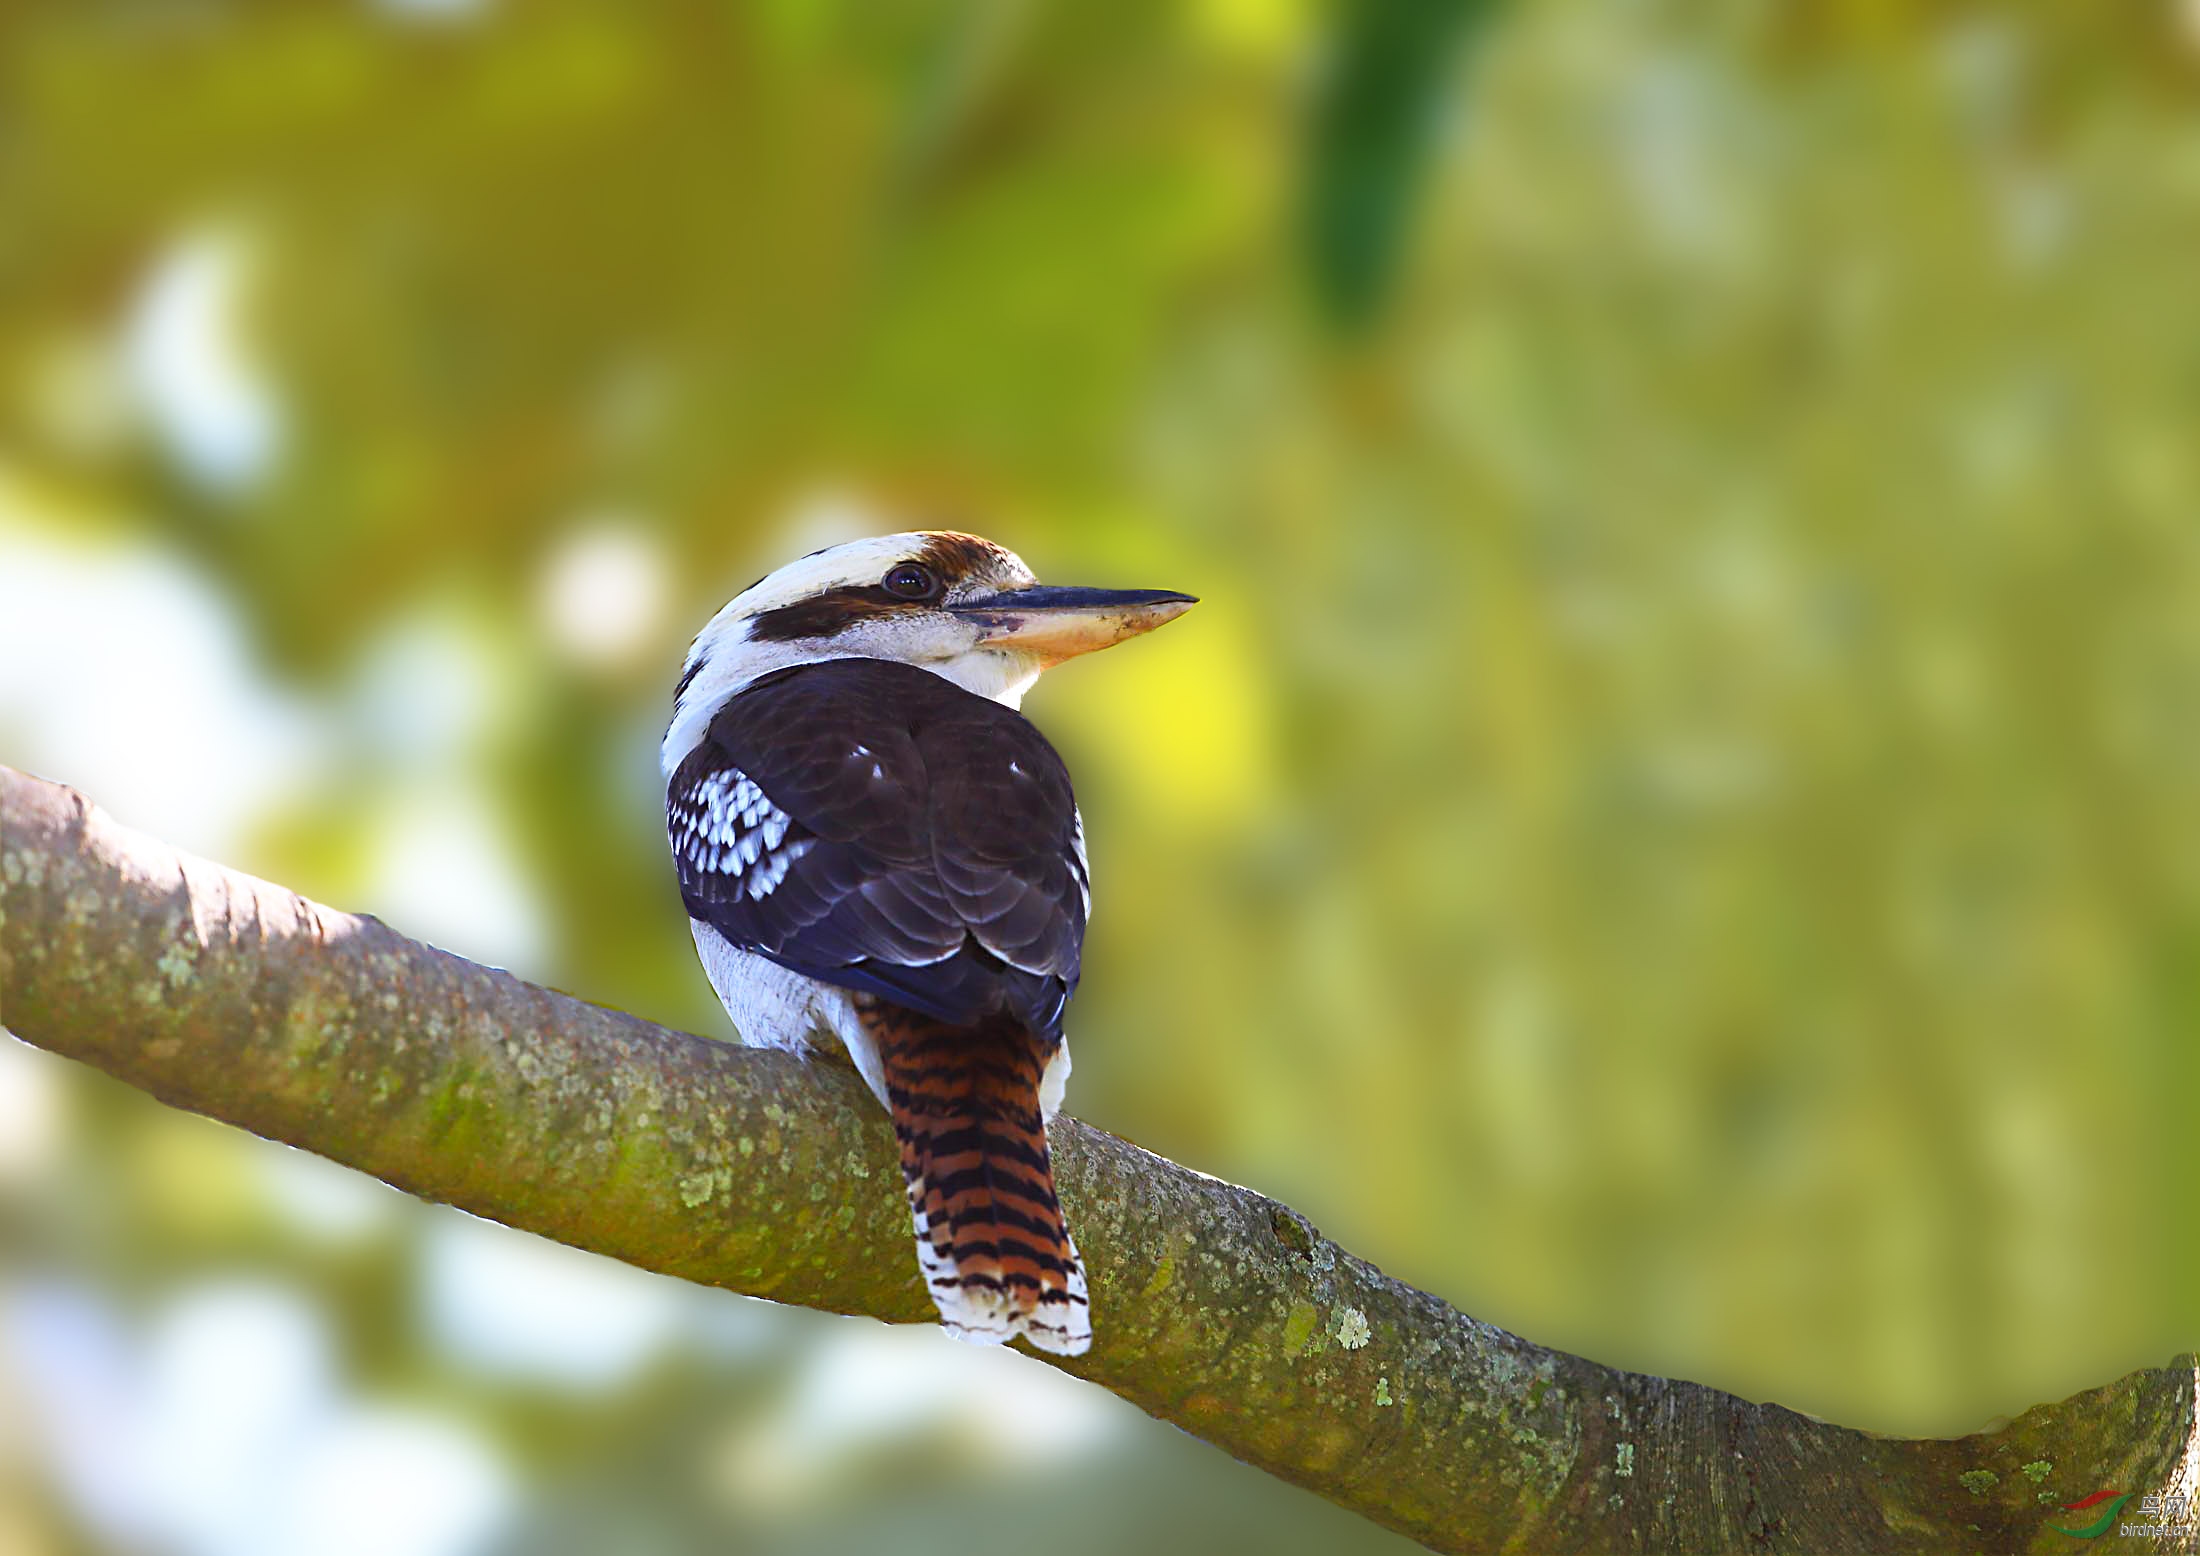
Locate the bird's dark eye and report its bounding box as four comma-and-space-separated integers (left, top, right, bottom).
881, 562, 940, 601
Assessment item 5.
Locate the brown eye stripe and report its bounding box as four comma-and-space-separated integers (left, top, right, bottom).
744, 585, 905, 642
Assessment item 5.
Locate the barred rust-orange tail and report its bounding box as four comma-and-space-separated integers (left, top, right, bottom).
857, 999, 1091, 1355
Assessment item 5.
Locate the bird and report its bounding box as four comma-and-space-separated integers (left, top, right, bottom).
662, 528, 1195, 1355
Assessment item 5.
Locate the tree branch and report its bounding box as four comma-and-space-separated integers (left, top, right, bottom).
2, 764, 2193, 1553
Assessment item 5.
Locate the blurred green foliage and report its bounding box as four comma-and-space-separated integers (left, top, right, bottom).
1304, 0, 1501, 327
3, 0, 2198, 1552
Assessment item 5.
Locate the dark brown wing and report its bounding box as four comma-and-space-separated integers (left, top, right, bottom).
667, 658, 1088, 1039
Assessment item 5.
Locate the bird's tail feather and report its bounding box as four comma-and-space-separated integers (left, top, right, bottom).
858, 999, 1091, 1356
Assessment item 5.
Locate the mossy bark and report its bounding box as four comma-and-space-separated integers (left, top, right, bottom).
3, 766, 2194, 1554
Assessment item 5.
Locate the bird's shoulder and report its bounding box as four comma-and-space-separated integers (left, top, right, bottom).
692, 658, 1074, 843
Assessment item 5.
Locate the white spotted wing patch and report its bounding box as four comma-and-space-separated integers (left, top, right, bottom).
669, 765, 812, 901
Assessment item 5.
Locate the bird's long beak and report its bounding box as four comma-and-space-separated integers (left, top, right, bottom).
952, 584, 1197, 665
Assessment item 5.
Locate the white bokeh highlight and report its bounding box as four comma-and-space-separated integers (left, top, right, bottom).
6, 1281, 513, 1556
536, 519, 670, 671
0, 493, 325, 860
123, 227, 283, 496
420, 1214, 684, 1392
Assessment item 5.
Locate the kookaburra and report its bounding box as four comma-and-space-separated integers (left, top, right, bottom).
662, 530, 1194, 1355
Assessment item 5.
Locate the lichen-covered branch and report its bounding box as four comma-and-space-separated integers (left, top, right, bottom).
2, 764, 2194, 1554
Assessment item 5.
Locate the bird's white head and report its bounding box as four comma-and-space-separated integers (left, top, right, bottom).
663, 530, 1195, 774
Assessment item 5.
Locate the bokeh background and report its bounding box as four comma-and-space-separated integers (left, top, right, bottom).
4, 1, 2198, 1552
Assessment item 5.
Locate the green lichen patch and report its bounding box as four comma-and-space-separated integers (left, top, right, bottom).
1957, 1469, 1998, 1497
677, 1170, 724, 1208
1615, 1441, 1635, 1478
1141, 1252, 1176, 1298
1336, 1306, 1371, 1349
156, 940, 197, 988
1376, 1375, 1393, 1407
2020, 1459, 2051, 1483
1282, 1300, 1320, 1357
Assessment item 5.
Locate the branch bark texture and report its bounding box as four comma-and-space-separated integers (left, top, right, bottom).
2, 765, 2193, 1554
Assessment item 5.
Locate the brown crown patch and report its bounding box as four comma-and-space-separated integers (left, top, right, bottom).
914, 531, 1014, 581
